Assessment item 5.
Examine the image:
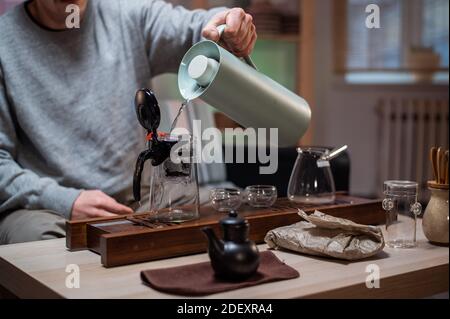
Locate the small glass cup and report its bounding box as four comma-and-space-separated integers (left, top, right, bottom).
210, 188, 242, 213
245, 185, 278, 208
382, 181, 422, 248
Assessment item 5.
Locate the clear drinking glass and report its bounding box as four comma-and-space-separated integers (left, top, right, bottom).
149, 135, 200, 223
288, 148, 336, 204
210, 188, 242, 212
245, 185, 278, 208
382, 181, 422, 248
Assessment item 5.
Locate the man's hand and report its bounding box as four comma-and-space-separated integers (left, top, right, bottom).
202, 8, 257, 57
71, 190, 134, 220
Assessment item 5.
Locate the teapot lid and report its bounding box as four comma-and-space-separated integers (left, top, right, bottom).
220, 211, 247, 227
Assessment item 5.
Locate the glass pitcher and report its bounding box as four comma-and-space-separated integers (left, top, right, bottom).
149, 135, 200, 223
288, 148, 336, 205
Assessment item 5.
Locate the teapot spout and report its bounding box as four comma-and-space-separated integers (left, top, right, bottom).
202, 227, 224, 256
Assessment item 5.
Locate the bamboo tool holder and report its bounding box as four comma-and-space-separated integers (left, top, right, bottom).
429, 147, 449, 189
66, 196, 385, 268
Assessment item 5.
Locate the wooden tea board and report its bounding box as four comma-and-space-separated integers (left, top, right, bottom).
66, 196, 384, 267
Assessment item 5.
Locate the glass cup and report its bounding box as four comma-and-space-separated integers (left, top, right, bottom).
288, 148, 336, 204
245, 185, 278, 208
382, 181, 423, 248
210, 188, 242, 213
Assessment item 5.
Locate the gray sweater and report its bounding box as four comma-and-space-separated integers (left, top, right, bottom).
0, 0, 222, 219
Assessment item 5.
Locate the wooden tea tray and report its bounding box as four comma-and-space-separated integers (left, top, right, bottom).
66, 196, 384, 267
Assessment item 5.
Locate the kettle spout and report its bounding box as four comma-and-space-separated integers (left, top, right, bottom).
202, 227, 224, 256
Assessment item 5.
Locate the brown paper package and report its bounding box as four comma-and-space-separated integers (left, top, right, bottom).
265, 210, 385, 261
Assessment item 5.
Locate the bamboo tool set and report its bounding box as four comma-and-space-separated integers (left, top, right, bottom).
430, 147, 449, 188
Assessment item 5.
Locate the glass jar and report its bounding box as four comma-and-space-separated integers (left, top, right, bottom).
288, 148, 336, 204
382, 181, 422, 248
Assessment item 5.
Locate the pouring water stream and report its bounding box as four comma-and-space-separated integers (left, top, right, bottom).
169, 86, 203, 134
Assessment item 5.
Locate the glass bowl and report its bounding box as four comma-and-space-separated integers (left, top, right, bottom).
210, 188, 242, 212
245, 185, 278, 208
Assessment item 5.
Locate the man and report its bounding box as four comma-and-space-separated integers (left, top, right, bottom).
0, 0, 257, 244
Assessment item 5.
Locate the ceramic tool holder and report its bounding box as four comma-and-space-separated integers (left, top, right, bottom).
423, 147, 449, 245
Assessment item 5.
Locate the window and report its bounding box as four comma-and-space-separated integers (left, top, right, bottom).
422, 0, 449, 67
346, 0, 402, 69
335, 0, 449, 83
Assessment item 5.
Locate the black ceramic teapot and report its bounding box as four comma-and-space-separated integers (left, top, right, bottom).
202, 211, 260, 281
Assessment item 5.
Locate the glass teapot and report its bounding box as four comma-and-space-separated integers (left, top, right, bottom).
288, 146, 347, 205
288, 148, 336, 205
133, 89, 200, 223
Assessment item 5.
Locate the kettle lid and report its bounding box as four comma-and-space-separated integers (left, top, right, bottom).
188, 55, 220, 88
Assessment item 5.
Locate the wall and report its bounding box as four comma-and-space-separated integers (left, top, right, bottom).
310, 0, 449, 197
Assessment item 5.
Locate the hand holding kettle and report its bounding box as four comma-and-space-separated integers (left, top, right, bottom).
202, 8, 257, 57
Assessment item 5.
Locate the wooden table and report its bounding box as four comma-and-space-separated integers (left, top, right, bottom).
0, 219, 448, 299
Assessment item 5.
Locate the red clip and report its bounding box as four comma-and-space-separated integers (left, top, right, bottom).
146, 132, 168, 141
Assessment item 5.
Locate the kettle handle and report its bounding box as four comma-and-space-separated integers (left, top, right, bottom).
216, 24, 258, 71
133, 149, 155, 202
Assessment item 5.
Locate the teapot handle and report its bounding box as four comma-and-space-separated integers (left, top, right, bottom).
216, 24, 258, 71
133, 149, 155, 202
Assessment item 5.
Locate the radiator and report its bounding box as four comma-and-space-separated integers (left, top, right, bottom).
377, 98, 449, 200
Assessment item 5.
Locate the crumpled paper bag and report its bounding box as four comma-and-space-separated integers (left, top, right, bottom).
265, 210, 385, 261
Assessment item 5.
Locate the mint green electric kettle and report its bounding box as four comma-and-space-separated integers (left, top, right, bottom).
178, 25, 311, 147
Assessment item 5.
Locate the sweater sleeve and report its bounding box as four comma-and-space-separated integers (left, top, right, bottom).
123, 0, 226, 76
0, 67, 81, 219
